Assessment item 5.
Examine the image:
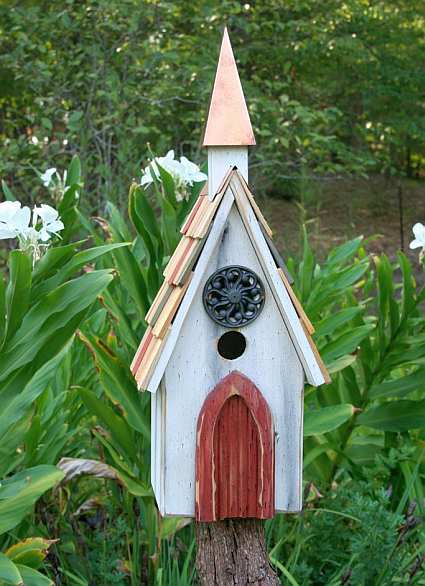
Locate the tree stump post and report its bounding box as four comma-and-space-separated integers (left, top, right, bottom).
195, 519, 280, 586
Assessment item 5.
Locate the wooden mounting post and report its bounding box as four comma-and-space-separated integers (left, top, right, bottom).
195, 520, 280, 585
194, 372, 279, 584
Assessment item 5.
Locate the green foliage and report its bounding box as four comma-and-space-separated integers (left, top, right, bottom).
268, 480, 423, 585
286, 227, 425, 514
1, 151, 425, 583
1, 0, 425, 209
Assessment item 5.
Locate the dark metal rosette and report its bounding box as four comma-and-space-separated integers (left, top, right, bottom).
202, 265, 265, 327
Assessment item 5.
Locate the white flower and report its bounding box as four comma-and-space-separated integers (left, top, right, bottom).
0, 200, 64, 263
33, 204, 64, 241
409, 223, 425, 252
141, 150, 179, 187
0, 201, 31, 239
179, 156, 208, 185
40, 167, 57, 187
140, 151, 207, 202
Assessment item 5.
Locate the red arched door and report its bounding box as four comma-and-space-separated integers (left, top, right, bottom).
196, 371, 275, 522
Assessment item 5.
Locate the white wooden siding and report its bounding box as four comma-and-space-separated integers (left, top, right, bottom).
208, 147, 248, 199
161, 204, 304, 517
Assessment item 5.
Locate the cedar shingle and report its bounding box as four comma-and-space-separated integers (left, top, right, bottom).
145, 280, 174, 326
152, 275, 192, 339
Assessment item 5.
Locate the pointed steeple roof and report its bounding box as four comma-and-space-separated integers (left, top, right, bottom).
202, 28, 256, 146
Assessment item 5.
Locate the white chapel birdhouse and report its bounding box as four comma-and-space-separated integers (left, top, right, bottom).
131, 28, 329, 522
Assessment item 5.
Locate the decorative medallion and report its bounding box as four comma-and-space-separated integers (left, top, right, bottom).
203, 265, 265, 328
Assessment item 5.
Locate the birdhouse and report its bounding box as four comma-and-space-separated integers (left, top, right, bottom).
131, 28, 329, 522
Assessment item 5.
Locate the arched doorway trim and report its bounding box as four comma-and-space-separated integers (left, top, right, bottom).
196, 370, 275, 521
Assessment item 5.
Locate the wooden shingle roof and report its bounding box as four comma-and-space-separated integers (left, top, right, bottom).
131, 169, 330, 391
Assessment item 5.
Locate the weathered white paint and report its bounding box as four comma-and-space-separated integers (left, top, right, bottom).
151, 386, 157, 498
230, 178, 325, 386
152, 382, 166, 515
147, 189, 235, 393
148, 180, 325, 393
208, 147, 248, 200
160, 205, 304, 517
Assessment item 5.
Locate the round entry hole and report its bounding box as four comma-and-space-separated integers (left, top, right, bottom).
217, 331, 246, 360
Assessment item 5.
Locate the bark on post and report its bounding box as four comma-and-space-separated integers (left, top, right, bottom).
195, 519, 280, 586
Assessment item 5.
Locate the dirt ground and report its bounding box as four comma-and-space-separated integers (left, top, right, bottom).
260, 175, 425, 282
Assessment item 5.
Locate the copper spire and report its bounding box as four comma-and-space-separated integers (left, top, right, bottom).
202, 27, 256, 147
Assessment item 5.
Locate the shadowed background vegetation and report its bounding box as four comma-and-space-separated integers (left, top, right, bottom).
1, 0, 425, 206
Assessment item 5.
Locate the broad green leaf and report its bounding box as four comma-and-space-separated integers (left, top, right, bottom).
299, 225, 314, 301
0, 270, 113, 382
78, 333, 149, 438
65, 154, 81, 186
1, 181, 16, 201
0, 271, 5, 342
31, 241, 84, 283
5, 538, 55, 570
315, 307, 363, 337
78, 387, 137, 458
132, 185, 161, 241
90, 431, 151, 496
129, 186, 157, 266
325, 236, 363, 267
107, 202, 132, 242
321, 324, 374, 363
345, 444, 383, 467
306, 262, 369, 315
369, 369, 425, 399
303, 436, 333, 481
15, 565, 52, 586
0, 553, 22, 585
157, 163, 178, 206
398, 252, 416, 318
0, 466, 64, 535
110, 245, 149, 318
304, 404, 354, 436
115, 469, 152, 497
101, 287, 139, 349
374, 254, 395, 341
0, 343, 70, 440
31, 243, 129, 301
159, 517, 191, 540
161, 196, 179, 253
303, 442, 332, 468
2, 251, 32, 347
357, 400, 425, 431
326, 354, 357, 374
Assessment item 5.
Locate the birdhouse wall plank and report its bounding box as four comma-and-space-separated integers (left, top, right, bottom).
207, 147, 248, 200
161, 204, 304, 517
229, 176, 326, 386
151, 382, 166, 515
151, 381, 158, 496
